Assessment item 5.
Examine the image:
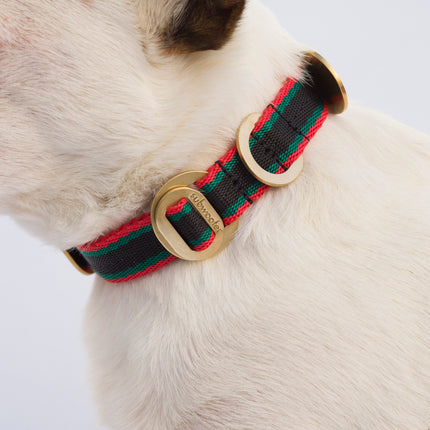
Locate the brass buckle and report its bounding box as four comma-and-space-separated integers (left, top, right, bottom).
237, 113, 305, 187
151, 171, 239, 261
63, 250, 94, 276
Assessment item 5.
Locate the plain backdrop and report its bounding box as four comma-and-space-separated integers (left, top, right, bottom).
0, 1, 429, 429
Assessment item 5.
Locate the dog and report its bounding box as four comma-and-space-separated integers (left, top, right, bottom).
0, 0, 429, 429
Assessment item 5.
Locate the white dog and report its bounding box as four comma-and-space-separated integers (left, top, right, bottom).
1, 1, 429, 429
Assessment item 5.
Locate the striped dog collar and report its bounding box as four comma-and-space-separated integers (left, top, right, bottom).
65, 52, 347, 283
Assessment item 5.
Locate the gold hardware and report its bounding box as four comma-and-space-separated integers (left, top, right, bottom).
151, 171, 239, 261
237, 113, 304, 187
304, 51, 348, 114
63, 250, 94, 276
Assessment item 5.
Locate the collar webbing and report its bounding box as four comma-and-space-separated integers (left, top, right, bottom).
67, 76, 330, 283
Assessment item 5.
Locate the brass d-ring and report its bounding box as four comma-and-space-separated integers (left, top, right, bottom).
64, 250, 94, 276
304, 51, 348, 114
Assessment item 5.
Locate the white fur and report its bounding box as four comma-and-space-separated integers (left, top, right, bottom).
1, 0, 429, 429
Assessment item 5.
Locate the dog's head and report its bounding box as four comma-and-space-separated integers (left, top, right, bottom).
0, 0, 254, 247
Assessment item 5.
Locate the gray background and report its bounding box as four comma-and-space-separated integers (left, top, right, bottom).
0, 1, 429, 429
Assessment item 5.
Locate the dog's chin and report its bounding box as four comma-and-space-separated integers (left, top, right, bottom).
0, 176, 33, 216
0, 203, 9, 215
0, 182, 15, 214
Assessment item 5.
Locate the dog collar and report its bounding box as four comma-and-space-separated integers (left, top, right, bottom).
65, 52, 347, 283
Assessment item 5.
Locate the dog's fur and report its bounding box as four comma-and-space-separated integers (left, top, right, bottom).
1, 1, 429, 429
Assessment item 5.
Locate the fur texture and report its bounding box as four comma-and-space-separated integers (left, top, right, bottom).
0, 0, 429, 429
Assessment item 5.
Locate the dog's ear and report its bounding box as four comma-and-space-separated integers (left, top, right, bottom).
164, 0, 246, 53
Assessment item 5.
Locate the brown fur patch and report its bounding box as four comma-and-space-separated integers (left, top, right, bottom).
164, 0, 246, 53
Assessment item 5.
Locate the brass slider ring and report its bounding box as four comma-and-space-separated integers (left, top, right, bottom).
237, 113, 304, 187
151, 171, 239, 261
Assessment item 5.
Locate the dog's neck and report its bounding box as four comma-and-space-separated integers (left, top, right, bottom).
12, 1, 304, 250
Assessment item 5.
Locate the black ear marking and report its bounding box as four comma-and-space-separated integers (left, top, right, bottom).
164, 0, 246, 53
